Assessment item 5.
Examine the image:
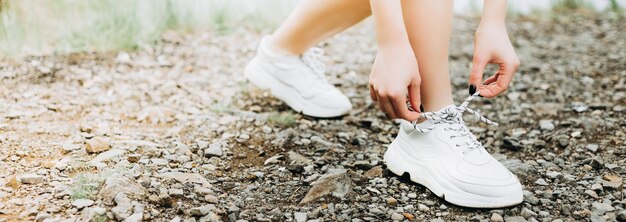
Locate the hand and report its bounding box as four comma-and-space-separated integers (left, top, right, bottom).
369, 46, 421, 121
469, 22, 520, 98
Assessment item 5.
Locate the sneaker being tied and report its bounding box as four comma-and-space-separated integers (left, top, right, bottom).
385, 91, 523, 208
244, 35, 352, 118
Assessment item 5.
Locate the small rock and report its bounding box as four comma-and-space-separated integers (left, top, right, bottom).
204, 142, 224, 157
407, 193, 417, 199
190, 204, 215, 216
5, 175, 20, 189
169, 188, 184, 197
602, 174, 622, 189
391, 212, 404, 221
125, 204, 144, 222
591, 183, 603, 192
18, 174, 44, 184
364, 166, 383, 178
585, 190, 599, 198
386, 197, 398, 206
539, 119, 555, 131
535, 178, 548, 186
591, 201, 615, 215
300, 170, 354, 204
72, 199, 94, 209
294, 212, 307, 222
287, 151, 312, 165
503, 216, 527, 222
491, 213, 503, 222
402, 213, 414, 220
586, 144, 599, 153
417, 204, 429, 211
264, 155, 283, 165
112, 193, 133, 220
546, 171, 562, 179
85, 137, 111, 153
98, 176, 147, 204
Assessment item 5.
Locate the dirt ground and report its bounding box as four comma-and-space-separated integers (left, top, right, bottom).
0, 13, 625, 222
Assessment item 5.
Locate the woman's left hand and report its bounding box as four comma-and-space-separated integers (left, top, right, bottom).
468, 21, 520, 98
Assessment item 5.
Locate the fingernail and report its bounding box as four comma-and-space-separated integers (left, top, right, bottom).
469, 85, 476, 95
419, 104, 425, 112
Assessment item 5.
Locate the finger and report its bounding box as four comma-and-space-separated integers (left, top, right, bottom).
378, 93, 397, 119
390, 92, 420, 121
480, 62, 517, 98
369, 85, 377, 101
469, 55, 488, 95
407, 78, 421, 113
483, 71, 500, 85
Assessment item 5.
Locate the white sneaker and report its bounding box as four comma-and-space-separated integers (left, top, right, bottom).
244, 36, 352, 118
384, 92, 523, 208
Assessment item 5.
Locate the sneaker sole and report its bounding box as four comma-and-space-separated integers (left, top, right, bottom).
244, 58, 349, 118
384, 136, 523, 208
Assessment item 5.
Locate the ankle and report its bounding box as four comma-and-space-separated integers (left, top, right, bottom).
265, 35, 300, 57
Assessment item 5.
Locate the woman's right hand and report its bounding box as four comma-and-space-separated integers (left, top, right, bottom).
369, 46, 422, 121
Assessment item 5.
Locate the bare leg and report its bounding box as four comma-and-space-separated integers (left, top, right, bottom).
270, 0, 372, 55
401, 0, 455, 112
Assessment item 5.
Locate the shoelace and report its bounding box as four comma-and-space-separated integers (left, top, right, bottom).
301, 47, 327, 80
407, 91, 498, 154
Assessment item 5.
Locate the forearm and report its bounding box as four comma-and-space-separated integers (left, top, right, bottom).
481, 0, 507, 26
369, 0, 410, 49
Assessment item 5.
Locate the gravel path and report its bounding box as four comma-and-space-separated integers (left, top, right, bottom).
0, 14, 625, 222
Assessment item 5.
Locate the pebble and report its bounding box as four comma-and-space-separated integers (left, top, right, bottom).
85, 137, 111, 153
504, 216, 528, 222
294, 212, 308, 222
204, 142, 224, 157
72, 199, 94, 209
190, 204, 215, 216
386, 197, 398, 206
591, 201, 615, 215
535, 178, 549, 186
586, 144, 599, 152
18, 174, 44, 184
417, 204, 429, 211
391, 212, 404, 221
407, 193, 417, 199
539, 119, 555, 131
491, 213, 504, 222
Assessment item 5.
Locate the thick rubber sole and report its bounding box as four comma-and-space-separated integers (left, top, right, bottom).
384, 136, 523, 208
244, 59, 349, 118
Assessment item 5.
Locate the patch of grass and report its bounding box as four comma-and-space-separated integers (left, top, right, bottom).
0, 0, 297, 57
268, 112, 297, 128
552, 0, 593, 11
68, 172, 106, 200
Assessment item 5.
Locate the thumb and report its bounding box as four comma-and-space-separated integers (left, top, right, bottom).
408, 77, 421, 113
469, 56, 488, 95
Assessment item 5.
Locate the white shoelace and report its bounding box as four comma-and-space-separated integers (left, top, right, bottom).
408, 91, 498, 155
301, 47, 327, 80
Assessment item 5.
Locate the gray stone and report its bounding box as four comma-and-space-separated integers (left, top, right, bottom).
287, 151, 312, 165
491, 213, 503, 222
125, 204, 144, 222
586, 144, 599, 152
535, 178, 549, 186
71, 199, 94, 209
204, 142, 224, 157
503, 216, 528, 222
300, 170, 354, 204
190, 204, 215, 216
390, 212, 404, 221
18, 174, 44, 184
502, 159, 535, 179
112, 193, 134, 220
98, 176, 147, 203
294, 212, 307, 222
591, 202, 615, 215
539, 119, 555, 131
